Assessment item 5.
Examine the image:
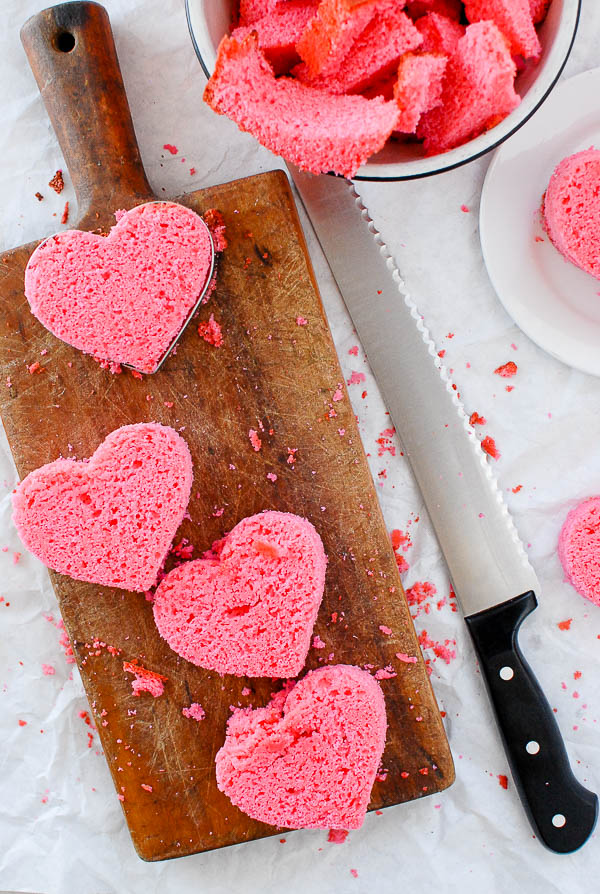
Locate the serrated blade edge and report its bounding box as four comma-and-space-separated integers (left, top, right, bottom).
290, 166, 539, 616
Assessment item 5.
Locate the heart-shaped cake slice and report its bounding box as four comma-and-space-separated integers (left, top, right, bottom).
215, 665, 387, 829
24, 202, 214, 373
12, 423, 192, 591
558, 497, 600, 607
152, 510, 327, 677
543, 148, 600, 280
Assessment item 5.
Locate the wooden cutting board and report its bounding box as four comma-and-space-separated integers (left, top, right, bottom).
0, 2, 454, 861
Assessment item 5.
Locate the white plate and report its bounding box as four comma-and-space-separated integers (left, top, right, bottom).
480, 68, 600, 377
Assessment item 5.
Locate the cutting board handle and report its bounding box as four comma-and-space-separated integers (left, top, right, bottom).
21, 2, 152, 223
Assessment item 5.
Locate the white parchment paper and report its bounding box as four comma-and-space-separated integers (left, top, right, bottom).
1, 2, 599, 891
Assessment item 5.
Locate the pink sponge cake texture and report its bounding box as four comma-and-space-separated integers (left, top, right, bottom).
12, 423, 193, 592
542, 148, 600, 281
204, 33, 399, 179
153, 510, 327, 677
24, 202, 214, 374
558, 497, 600, 607
418, 21, 519, 155
215, 664, 387, 829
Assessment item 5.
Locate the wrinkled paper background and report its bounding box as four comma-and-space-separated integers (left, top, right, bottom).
1, 1, 599, 892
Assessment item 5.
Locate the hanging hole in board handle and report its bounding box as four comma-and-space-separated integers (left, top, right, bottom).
54, 31, 76, 53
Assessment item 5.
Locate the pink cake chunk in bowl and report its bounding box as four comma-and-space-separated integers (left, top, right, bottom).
294, 5, 422, 95
153, 510, 327, 677
464, 0, 541, 59
12, 423, 193, 592
558, 497, 600, 607
418, 21, 520, 155
295, 0, 385, 81
415, 11, 465, 54
542, 148, 600, 281
231, 1, 319, 74
24, 202, 215, 374
203, 33, 399, 177
530, 0, 552, 24
215, 664, 387, 829
394, 52, 447, 133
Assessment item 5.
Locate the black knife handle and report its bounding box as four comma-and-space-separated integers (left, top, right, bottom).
465, 591, 598, 853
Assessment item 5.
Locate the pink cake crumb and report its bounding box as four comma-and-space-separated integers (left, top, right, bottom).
313, 634, 326, 649
153, 511, 327, 677
494, 360, 517, 377
347, 371, 366, 385
123, 661, 167, 697
374, 667, 397, 680
215, 665, 387, 829
379, 625, 393, 635
267, 472, 278, 482
469, 411, 486, 426
182, 702, 206, 722
558, 498, 600, 606
12, 424, 193, 592
296, 316, 309, 326
163, 144, 178, 154
141, 783, 153, 792
249, 429, 262, 451
481, 435, 501, 460
198, 314, 223, 347
42, 664, 55, 676
328, 829, 349, 844
395, 652, 418, 663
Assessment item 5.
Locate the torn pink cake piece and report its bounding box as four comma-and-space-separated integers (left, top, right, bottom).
530, 0, 551, 23
394, 52, 447, 133
295, 6, 422, 95
542, 148, 600, 281
232, 1, 319, 74
12, 423, 193, 591
464, 0, 541, 59
215, 664, 387, 829
418, 21, 520, 155
415, 11, 465, 54
24, 202, 215, 374
558, 497, 600, 607
204, 33, 399, 177
295, 0, 385, 80
153, 510, 327, 677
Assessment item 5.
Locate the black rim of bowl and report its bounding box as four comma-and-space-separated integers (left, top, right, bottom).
185, 0, 582, 182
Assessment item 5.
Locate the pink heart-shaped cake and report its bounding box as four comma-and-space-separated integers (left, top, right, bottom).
152, 510, 327, 677
24, 202, 214, 373
12, 423, 192, 591
558, 497, 600, 607
215, 664, 387, 829
543, 148, 600, 280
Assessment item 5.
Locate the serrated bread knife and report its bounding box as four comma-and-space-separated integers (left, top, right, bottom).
290, 167, 598, 854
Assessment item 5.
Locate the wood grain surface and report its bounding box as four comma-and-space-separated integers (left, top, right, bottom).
0, 1, 454, 861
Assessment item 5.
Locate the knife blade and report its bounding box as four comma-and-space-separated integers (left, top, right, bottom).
290, 165, 598, 854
